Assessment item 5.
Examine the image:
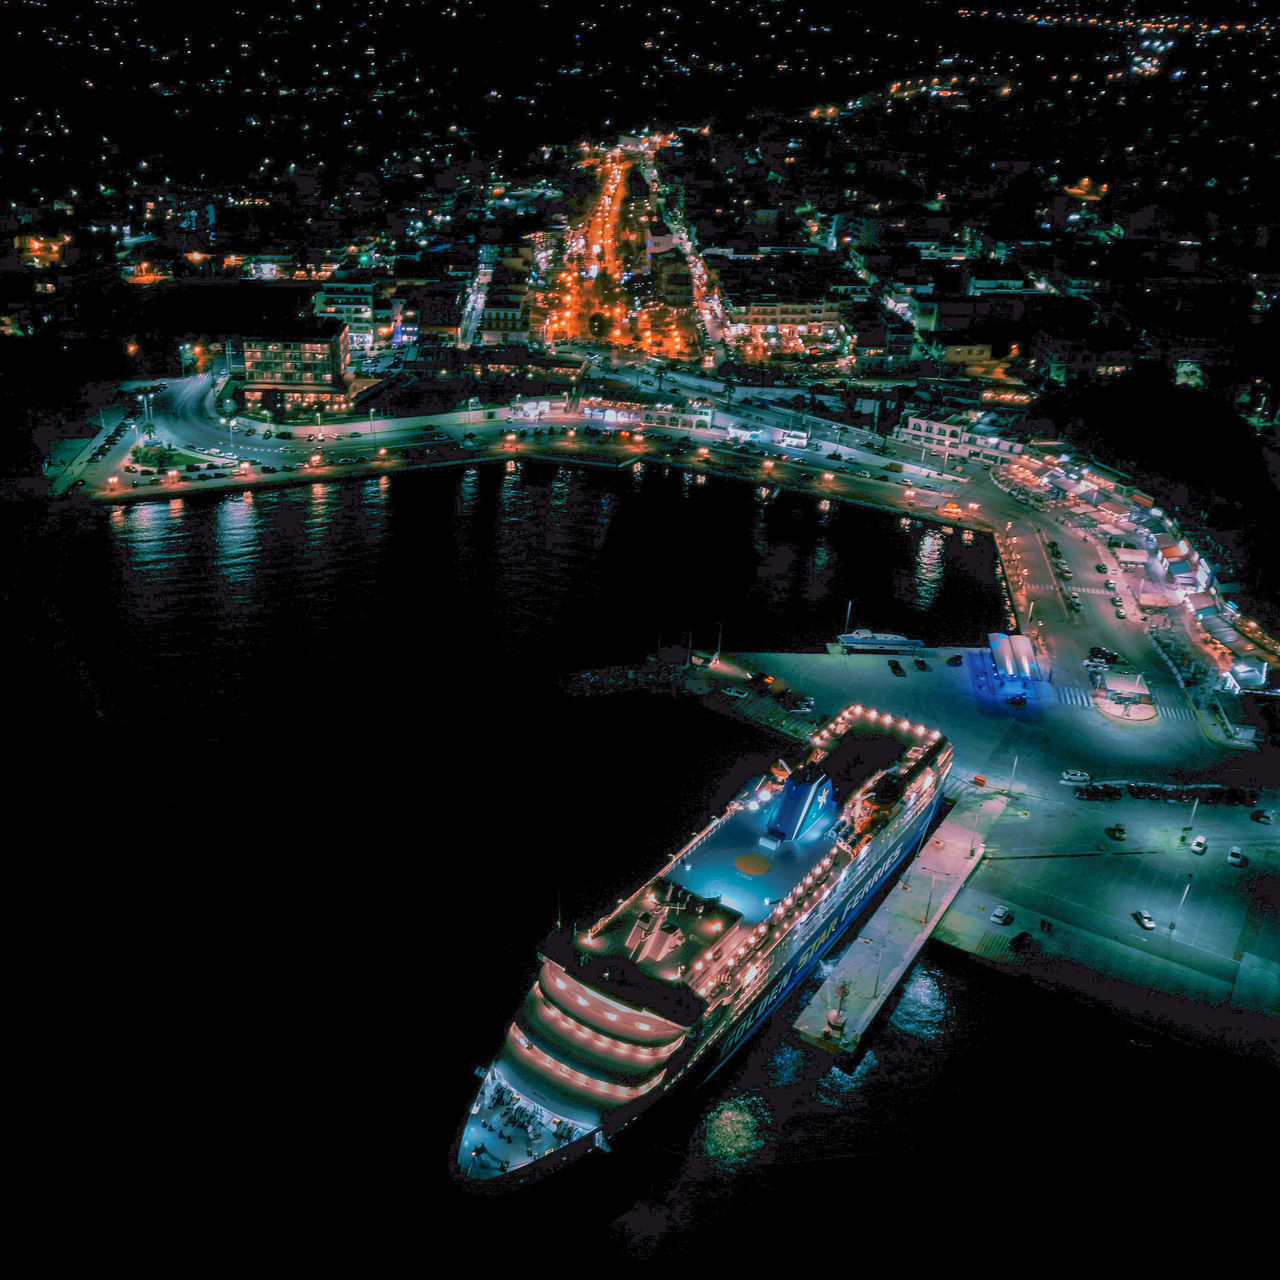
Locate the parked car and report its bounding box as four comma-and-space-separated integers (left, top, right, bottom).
990, 905, 1012, 925
1104, 579, 1116, 590
1226, 846, 1247, 867
914, 658, 929, 671
1134, 910, 1156, 930
1062, 770, 1091, 784
888, 660, 906, 676
1115, 608, 1127, 619
1096, 563, 1108, 573
1190, 835, 1207, 854
1006, 694, 1026, 706
722, 686, 749, 699
946, 654, 964, 667
1254, 810, 1275, 824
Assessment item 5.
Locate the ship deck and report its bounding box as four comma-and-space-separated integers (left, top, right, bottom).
669, 731, 908, 927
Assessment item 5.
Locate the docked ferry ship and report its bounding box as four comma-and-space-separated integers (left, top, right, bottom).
456, 702, 952, 1187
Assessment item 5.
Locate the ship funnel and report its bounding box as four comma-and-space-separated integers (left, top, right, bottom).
766, 771, 833, 843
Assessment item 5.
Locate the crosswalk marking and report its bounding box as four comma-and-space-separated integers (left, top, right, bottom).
1051, 684, 1197, 721
1055, 685, 1094, 707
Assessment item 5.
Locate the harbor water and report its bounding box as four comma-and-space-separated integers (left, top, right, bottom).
16, 460, 1269, 1259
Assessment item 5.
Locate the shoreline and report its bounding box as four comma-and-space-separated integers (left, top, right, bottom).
82, 440, 990, 540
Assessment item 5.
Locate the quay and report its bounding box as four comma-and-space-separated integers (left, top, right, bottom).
722, 649, 1279, 1063
792, 788, 989, 1053
84, 436, 644, 505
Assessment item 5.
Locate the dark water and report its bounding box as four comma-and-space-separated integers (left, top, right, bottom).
15, 460, 1271, 1258
28, 461, 1006, 724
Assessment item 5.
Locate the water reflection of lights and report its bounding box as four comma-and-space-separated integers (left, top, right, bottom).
214, 485, 261, 582
702, 1095, 770, 1169
914, 528, 945, 608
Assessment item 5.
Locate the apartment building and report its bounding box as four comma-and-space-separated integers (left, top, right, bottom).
242, 314, 352, 412
314, 268, 403, 352
894, 408, 1026, 465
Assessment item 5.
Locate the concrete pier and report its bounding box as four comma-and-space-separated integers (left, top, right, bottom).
792, 789, 991, 1053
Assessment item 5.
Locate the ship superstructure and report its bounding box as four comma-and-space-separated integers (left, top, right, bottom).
456, 701, 952, 1186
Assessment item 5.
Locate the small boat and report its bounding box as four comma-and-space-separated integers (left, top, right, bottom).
837, 629, 924, 650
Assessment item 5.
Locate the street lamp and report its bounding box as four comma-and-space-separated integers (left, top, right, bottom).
1170, 874, 1193, 933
